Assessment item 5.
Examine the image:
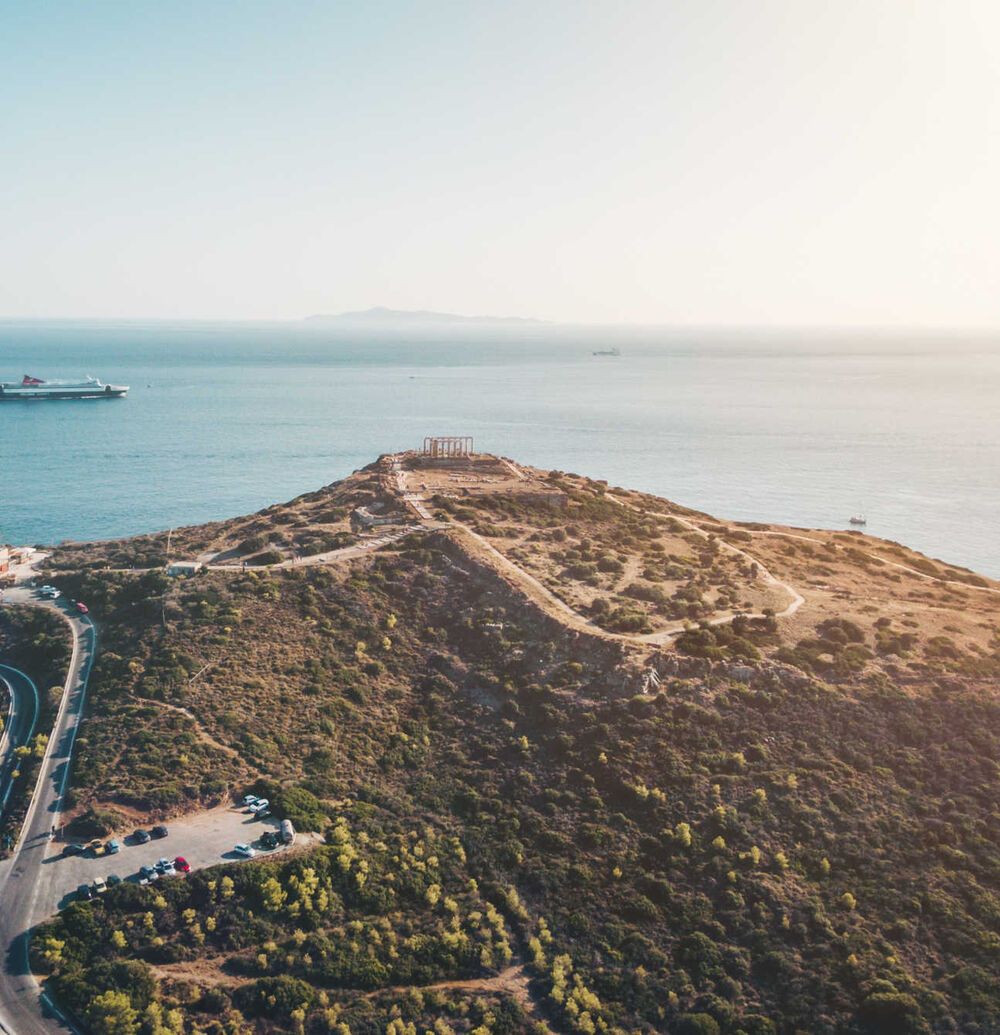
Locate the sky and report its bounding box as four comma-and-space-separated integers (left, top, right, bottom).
2, 0, 999, 325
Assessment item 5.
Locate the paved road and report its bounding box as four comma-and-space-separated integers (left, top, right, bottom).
0, 665, 41, 817
0, 591, 321, 1035
0, 590, 93, 1035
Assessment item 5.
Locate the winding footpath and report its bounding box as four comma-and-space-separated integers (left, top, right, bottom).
606, 494, 804, 642
448, 499, 804, 649
0, 588, 94, 1035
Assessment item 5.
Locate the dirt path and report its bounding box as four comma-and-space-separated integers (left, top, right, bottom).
449, 523, 621, 640
373, 963, 553, 1028
604, 495, 805, 637
205, 524, 428, 570
131, 696, 242, 758
741, 528, 1000, 598
148, 959, 555, 1028
102, 525, 432, 575
150, 957, 246, 988
448, 495, 805, 651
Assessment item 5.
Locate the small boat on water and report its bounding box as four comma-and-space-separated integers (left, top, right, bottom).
849, 515, 867, 526
0, 375, 129, 400
593, 346, 621, 356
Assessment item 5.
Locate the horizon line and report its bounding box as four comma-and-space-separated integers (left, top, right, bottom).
2, 315, 1000, 333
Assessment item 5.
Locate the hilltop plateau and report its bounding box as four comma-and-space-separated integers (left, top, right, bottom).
7, 450, 1000, 1035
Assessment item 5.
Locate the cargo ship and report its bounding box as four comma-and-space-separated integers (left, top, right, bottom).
0, 375, 129, 400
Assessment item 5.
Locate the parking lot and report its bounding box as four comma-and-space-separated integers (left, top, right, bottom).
39, 804, 317, 912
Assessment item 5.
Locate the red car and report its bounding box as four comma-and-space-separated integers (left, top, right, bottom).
75, 601, 89, 614
174, 856, 190, 873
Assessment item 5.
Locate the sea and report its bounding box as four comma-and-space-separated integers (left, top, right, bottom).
2, 321, 999, 578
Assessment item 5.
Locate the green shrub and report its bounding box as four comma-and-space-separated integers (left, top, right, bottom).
675, 1014, 721, 1035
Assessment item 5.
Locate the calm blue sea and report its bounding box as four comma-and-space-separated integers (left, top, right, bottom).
2, 321, 999, 577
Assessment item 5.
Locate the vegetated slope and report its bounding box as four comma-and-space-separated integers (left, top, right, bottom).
48, 535, 626, 825
0, 605, 71, 692
0, 606, 70, 854
31, 464, 1000, 1035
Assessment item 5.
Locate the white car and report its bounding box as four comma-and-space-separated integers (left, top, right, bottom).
249, 799, 270, 814
39, 586, 60, 599
242, 794, 258, 807
234, 843, 256, 858
155, 858, 175, 876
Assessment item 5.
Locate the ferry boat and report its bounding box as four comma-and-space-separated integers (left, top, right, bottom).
849, 515, 867, 526
0, 375, 129, 400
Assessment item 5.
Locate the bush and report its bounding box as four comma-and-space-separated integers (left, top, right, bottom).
248, 550, 284, 566
236, 975, 315, 1017
858, 992, 927, 1034
675, 1014, 721, 1035
249, 781, 329, 831
66, 808, 121, 839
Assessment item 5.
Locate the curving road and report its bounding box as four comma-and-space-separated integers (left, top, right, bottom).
0, 590, 95, 1035
0, 666, 41, 819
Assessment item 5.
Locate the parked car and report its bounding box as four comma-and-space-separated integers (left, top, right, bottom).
92, 877, 108, 894
174, 856, 190, 873
242, 794, 259, 807
75, 601, 89, 614
280, 819, 296, 845
155, 857, 175, 876
234, 843, 256, 858
85, 838, 106, 857
133, 829, 152, 844
105, 839, 121, 854
249, 799, 270, 814
107, 874, 123, 887
39, 585, 60, 599
151, 825, 168, 839
63, 842, 86, 857
139, 865, 159, 884
260, 831, 279, 849
77, 883, 94, 901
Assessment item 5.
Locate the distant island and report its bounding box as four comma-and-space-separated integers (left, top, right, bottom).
304, 305, 545, 326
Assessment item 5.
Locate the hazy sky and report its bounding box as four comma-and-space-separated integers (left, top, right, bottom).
2, 1, 998, 324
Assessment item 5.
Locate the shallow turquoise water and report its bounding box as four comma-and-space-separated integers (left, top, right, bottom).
2, 321, 999, 577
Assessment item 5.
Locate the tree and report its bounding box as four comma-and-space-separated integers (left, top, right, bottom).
674, 1014, 720, 1035
38, 936, 66, 967
87, 990, 139, 1035
858, 992, 928, 1035
260, 877, 286, 912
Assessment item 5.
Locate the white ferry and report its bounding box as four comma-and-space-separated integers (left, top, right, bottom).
0, 375, 129, 400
